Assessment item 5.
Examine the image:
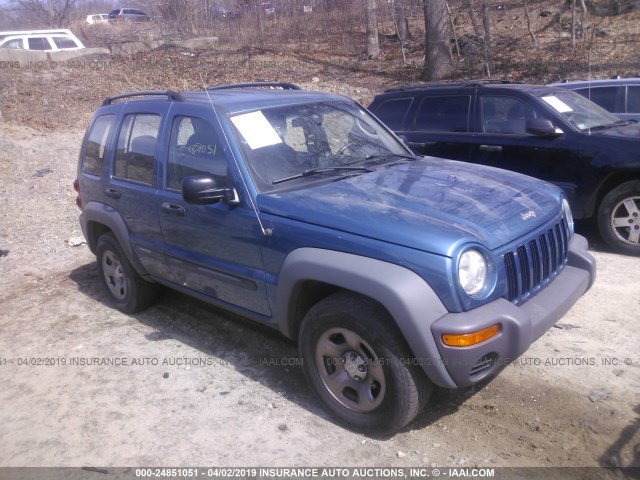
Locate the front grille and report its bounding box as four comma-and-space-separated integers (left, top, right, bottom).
504, 220, 569, 304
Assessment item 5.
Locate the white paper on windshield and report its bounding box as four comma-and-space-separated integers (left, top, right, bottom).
230, 111, 282, 150
541, 96, 573, 113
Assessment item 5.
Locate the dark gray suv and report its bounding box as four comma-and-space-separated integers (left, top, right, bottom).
549, 78, 640, 121
108, 8, 151, 23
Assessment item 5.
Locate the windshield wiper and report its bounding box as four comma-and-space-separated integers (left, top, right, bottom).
588, 120, 635, 131
345, 153, 416, 166
272, 166, 373, 185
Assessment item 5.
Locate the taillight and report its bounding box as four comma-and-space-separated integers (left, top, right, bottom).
73, 178, 83, 211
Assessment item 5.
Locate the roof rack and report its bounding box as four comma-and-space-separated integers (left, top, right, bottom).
384, 79, 522, 92
101, 90, 185, 106
207, 82, 301, 91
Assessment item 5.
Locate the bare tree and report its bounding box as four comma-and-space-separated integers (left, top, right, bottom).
422, 0, 455, 80
365, 0, 380, 58
394, 0, 411, 42
12, 0, 78, 27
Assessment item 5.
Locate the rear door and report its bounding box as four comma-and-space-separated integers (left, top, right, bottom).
395, 92, 474, 160
104, 103, 172, 280
156, 105, 271, 316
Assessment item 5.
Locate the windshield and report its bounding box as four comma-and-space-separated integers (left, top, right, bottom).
229, 100, 411, 192
535, 89, 620, 131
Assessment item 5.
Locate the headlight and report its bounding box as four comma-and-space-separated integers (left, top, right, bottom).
459, 249, 487, 297
563, 198, 574, 235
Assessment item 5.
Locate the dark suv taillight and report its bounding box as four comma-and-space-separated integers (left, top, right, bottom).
73, 178, 83, 211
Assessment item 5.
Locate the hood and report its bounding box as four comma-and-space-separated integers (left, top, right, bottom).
258, 158, 563, 256
590, 122, 640, 139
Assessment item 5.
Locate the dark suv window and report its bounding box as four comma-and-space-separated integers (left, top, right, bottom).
114, 114, 160, 185
626, 86, 640, 113
371, 98, 413, 130
167, 116, 227, 190
83, 115, 114, 176
480, 96, 540, 134
413, 95, 470, 132
575, 86, 617, 112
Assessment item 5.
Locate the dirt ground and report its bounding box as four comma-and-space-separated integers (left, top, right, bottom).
1, 6, 640, 471
0, 116, 639, 475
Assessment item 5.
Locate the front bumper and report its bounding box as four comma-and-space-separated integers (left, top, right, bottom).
430, 234, 595, 387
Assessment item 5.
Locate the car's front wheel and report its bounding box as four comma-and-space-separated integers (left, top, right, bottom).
598, 181, 640, 256
299, 292, 431, 435
96, 233, 157, 313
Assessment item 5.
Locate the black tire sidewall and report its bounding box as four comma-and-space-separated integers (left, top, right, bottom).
96, 233, 143, 313
598, 181, 640, 256
299, 293, 428, 435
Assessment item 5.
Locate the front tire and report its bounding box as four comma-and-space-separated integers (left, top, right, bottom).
597, 181, 640, 256
96, 233, 157, 313
299, 292, 431, 435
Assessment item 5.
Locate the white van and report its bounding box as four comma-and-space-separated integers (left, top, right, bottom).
0, 29, 85, 51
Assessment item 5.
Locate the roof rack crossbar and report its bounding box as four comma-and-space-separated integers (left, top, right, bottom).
101, 90, 185, 106
207, 82, 301, 91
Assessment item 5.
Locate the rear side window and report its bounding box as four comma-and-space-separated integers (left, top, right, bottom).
413, 95, 470, 132
52, 37, 78, 49
83, 115, 114, 176
114, 114, 161, 185
371, 97, 413, 130
626, 86, 640, 113
575, 86, 617, 112
28, 37, 51, 50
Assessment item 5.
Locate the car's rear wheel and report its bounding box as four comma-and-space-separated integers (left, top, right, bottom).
96, 233, 157, 313
299, 291, 431, 435
598, 181, 640, 256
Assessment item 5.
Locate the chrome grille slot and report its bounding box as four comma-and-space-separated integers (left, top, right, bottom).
504, 220, 570, 304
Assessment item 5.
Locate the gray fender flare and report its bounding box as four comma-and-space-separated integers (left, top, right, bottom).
275, 248, 457, 388
80, 201, 149, 277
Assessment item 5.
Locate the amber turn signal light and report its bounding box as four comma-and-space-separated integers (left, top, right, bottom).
442, 324, 500, 347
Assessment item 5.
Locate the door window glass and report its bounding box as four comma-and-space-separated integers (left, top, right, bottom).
481, 96, 540, 134
575, 86, 617, 112
167, 116, 227, 191
114, 114, 160, 185
626, 86, 640, 113
413, 95, 470, 132
371, 98, 413, 130
27, 37, 50, 50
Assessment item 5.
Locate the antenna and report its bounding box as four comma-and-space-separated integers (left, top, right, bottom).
199, 75, 272, 237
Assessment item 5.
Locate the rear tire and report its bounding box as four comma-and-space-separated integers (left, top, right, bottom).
96, 233, 157, 313
299, 291, 431, 435
597, 181, 640, 256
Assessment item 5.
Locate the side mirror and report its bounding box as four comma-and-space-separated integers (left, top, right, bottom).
182, 175, 239, 206
526, 118, 562, 137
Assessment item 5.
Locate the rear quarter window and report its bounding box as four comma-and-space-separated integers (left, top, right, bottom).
83, 115, 114, 176
371, 97, 413, 130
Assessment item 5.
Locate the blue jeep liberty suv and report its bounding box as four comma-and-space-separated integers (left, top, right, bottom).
75, 83, 596, 435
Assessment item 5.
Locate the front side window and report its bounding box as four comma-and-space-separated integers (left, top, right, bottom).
83, 114, 114, 176
114, 113, 160, 185
167, 116, 228, 191
230, 101, 409, 192
413, 95, 470, 132
53, 36, 79, 49
480, 96, 542, 134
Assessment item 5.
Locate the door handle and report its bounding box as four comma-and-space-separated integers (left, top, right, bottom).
161, 203, 185, 216
104, 188, 121, 199
479, 145, 503, 152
